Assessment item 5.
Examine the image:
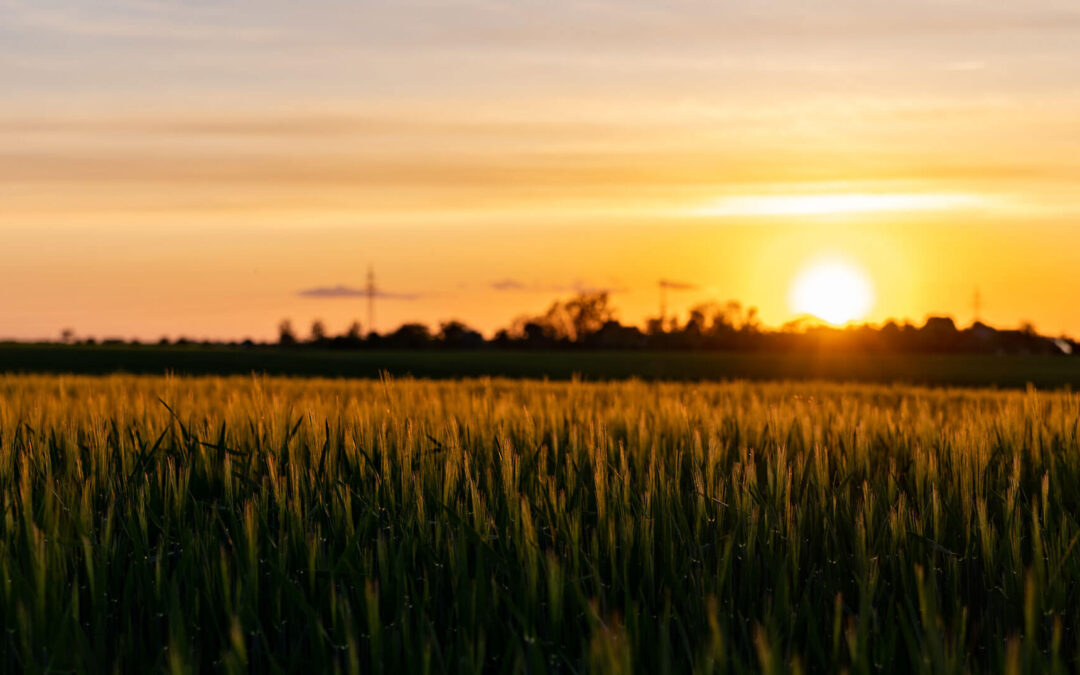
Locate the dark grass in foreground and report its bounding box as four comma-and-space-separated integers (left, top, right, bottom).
1, 375, 1080, 673
4, 344, 1080, 388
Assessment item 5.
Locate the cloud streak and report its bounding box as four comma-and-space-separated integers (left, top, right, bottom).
690, 192, 991, 218
298, 285, 423, 300
489, 279, 628, 294
5, 2, 280, 43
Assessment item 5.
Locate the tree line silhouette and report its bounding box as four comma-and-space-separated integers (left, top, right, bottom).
56, 291, 1075, 356
269, 292, 1073, 356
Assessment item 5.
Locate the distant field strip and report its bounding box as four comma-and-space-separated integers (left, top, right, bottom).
0, 375, 1078, 672
4, 345, 1080, 388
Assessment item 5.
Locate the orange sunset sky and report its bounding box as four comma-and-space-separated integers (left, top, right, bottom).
3, 0, 1079, 341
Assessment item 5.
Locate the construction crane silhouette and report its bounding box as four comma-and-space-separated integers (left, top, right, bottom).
658, 279, 699, 324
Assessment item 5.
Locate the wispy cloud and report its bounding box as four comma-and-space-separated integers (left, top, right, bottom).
5, 2, 280, 43
691, 192, 992, 218
298, 285, 422, 300
490, 278, 528, 291
945, 60, 987, 71
489, 279, 628, 294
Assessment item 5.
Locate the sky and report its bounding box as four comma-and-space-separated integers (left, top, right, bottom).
3, 0, 1080, 341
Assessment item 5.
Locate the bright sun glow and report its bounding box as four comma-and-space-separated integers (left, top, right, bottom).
789, 258, 875, 325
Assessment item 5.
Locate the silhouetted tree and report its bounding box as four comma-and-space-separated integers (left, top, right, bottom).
518, 292, 617, 343
563, 292, 615, 342
438, 320, 484, 349
521, 321, 556, 348
491, 328, 514, 348
585, 320, 647, 349
743, 307, 761, 332
278, 320, 297, 346
920, 316, 959, 352
684, 305, 711, 335
388, 323, 432, 349
310, 320, 328, 344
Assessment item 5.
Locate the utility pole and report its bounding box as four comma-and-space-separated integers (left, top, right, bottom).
366, 266, 376, 335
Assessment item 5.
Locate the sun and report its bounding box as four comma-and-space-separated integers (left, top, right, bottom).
789, 258, 874, 325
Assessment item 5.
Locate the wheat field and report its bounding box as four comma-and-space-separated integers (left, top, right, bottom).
0, 374, 1077, 673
